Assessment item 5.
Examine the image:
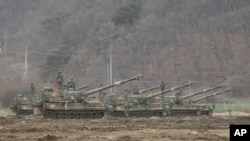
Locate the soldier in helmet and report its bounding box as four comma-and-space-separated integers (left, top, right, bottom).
175, 89, 183, 104
56, 71, 64, 90
160, 81, 166, 92
67, 78, 75, 91
30, 83, 35, 94
133, 85, 139, 95
160, 81, 166, 100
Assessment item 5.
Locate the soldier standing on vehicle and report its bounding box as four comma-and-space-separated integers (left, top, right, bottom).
133, 85, 139, 95
160, 81, 166, 100
31, 83, 35, 94
56, 71, 64, 90
175, 89, 183, 104
67, 78, 75, 91
160, 81, 166, 92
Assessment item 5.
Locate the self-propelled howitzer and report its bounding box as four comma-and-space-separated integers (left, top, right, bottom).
33, 84, 90, 115
109, 82, 194, 117
42, 74, 143, 119
10, 94, 34, 115
164, 87, 233, 116
103, 84, 161, 117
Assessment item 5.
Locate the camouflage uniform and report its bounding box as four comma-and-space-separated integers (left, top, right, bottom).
160, 81, 166, 100
160, 81, 166, 92
56, 72, 64, 89
175, 90, 183, 104
31, 83, 35, 94
67, 78, 75, 90
133, 85, 139, 95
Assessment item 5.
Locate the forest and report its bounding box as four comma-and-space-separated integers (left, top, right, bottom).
0, 0, 250, 107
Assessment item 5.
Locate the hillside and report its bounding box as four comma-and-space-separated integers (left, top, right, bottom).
0, 0, 250, 106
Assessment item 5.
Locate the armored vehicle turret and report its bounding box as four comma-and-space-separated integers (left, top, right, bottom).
42, 74, 143, 119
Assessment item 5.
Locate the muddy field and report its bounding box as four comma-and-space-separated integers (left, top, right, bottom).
0, 111, 250, 141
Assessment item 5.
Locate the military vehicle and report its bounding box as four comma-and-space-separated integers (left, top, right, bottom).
42, 74, 143, 119
105, 82, 193, 117
10, 82, 90, 116
163, 85, 232, 116
33, 83, 91, 115
10, 94, 34, 115
104, 84, 160, 117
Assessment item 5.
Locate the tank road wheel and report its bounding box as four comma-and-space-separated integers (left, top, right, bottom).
130, 113, 137, 117
72, 113, 80, 119
162, 111, 171, 117
111, 112, 117, 117
146, 113, 153, 117
57, 113, 65, 119
125, 110, 129, 117
80, 113, 86, 119
43, 112, 49, 119
50, 113, 57, 119
65, 113, 72, 119
162, 111, 167, 117
117, 112, 124, 117
154, 112, 161, 117
43, 113, 49, 119
95, 113, 103, 119
86, 113, 94, 119
196, 111, 201, 116
141, 113, 147, 118
135, 113, 142, 118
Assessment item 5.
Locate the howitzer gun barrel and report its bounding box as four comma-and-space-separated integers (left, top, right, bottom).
182, 83, 225, 99
146, 81, 194, 99
75, 84, 90, 91
82, 74, 143, 96
191, 87, 232, 103
138, 85, 160, 94
113, 74, 143, 85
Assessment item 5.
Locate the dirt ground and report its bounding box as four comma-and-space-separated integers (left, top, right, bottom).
0, 110, 250, 141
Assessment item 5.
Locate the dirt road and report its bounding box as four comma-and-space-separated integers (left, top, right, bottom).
0, 112, 250, 141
